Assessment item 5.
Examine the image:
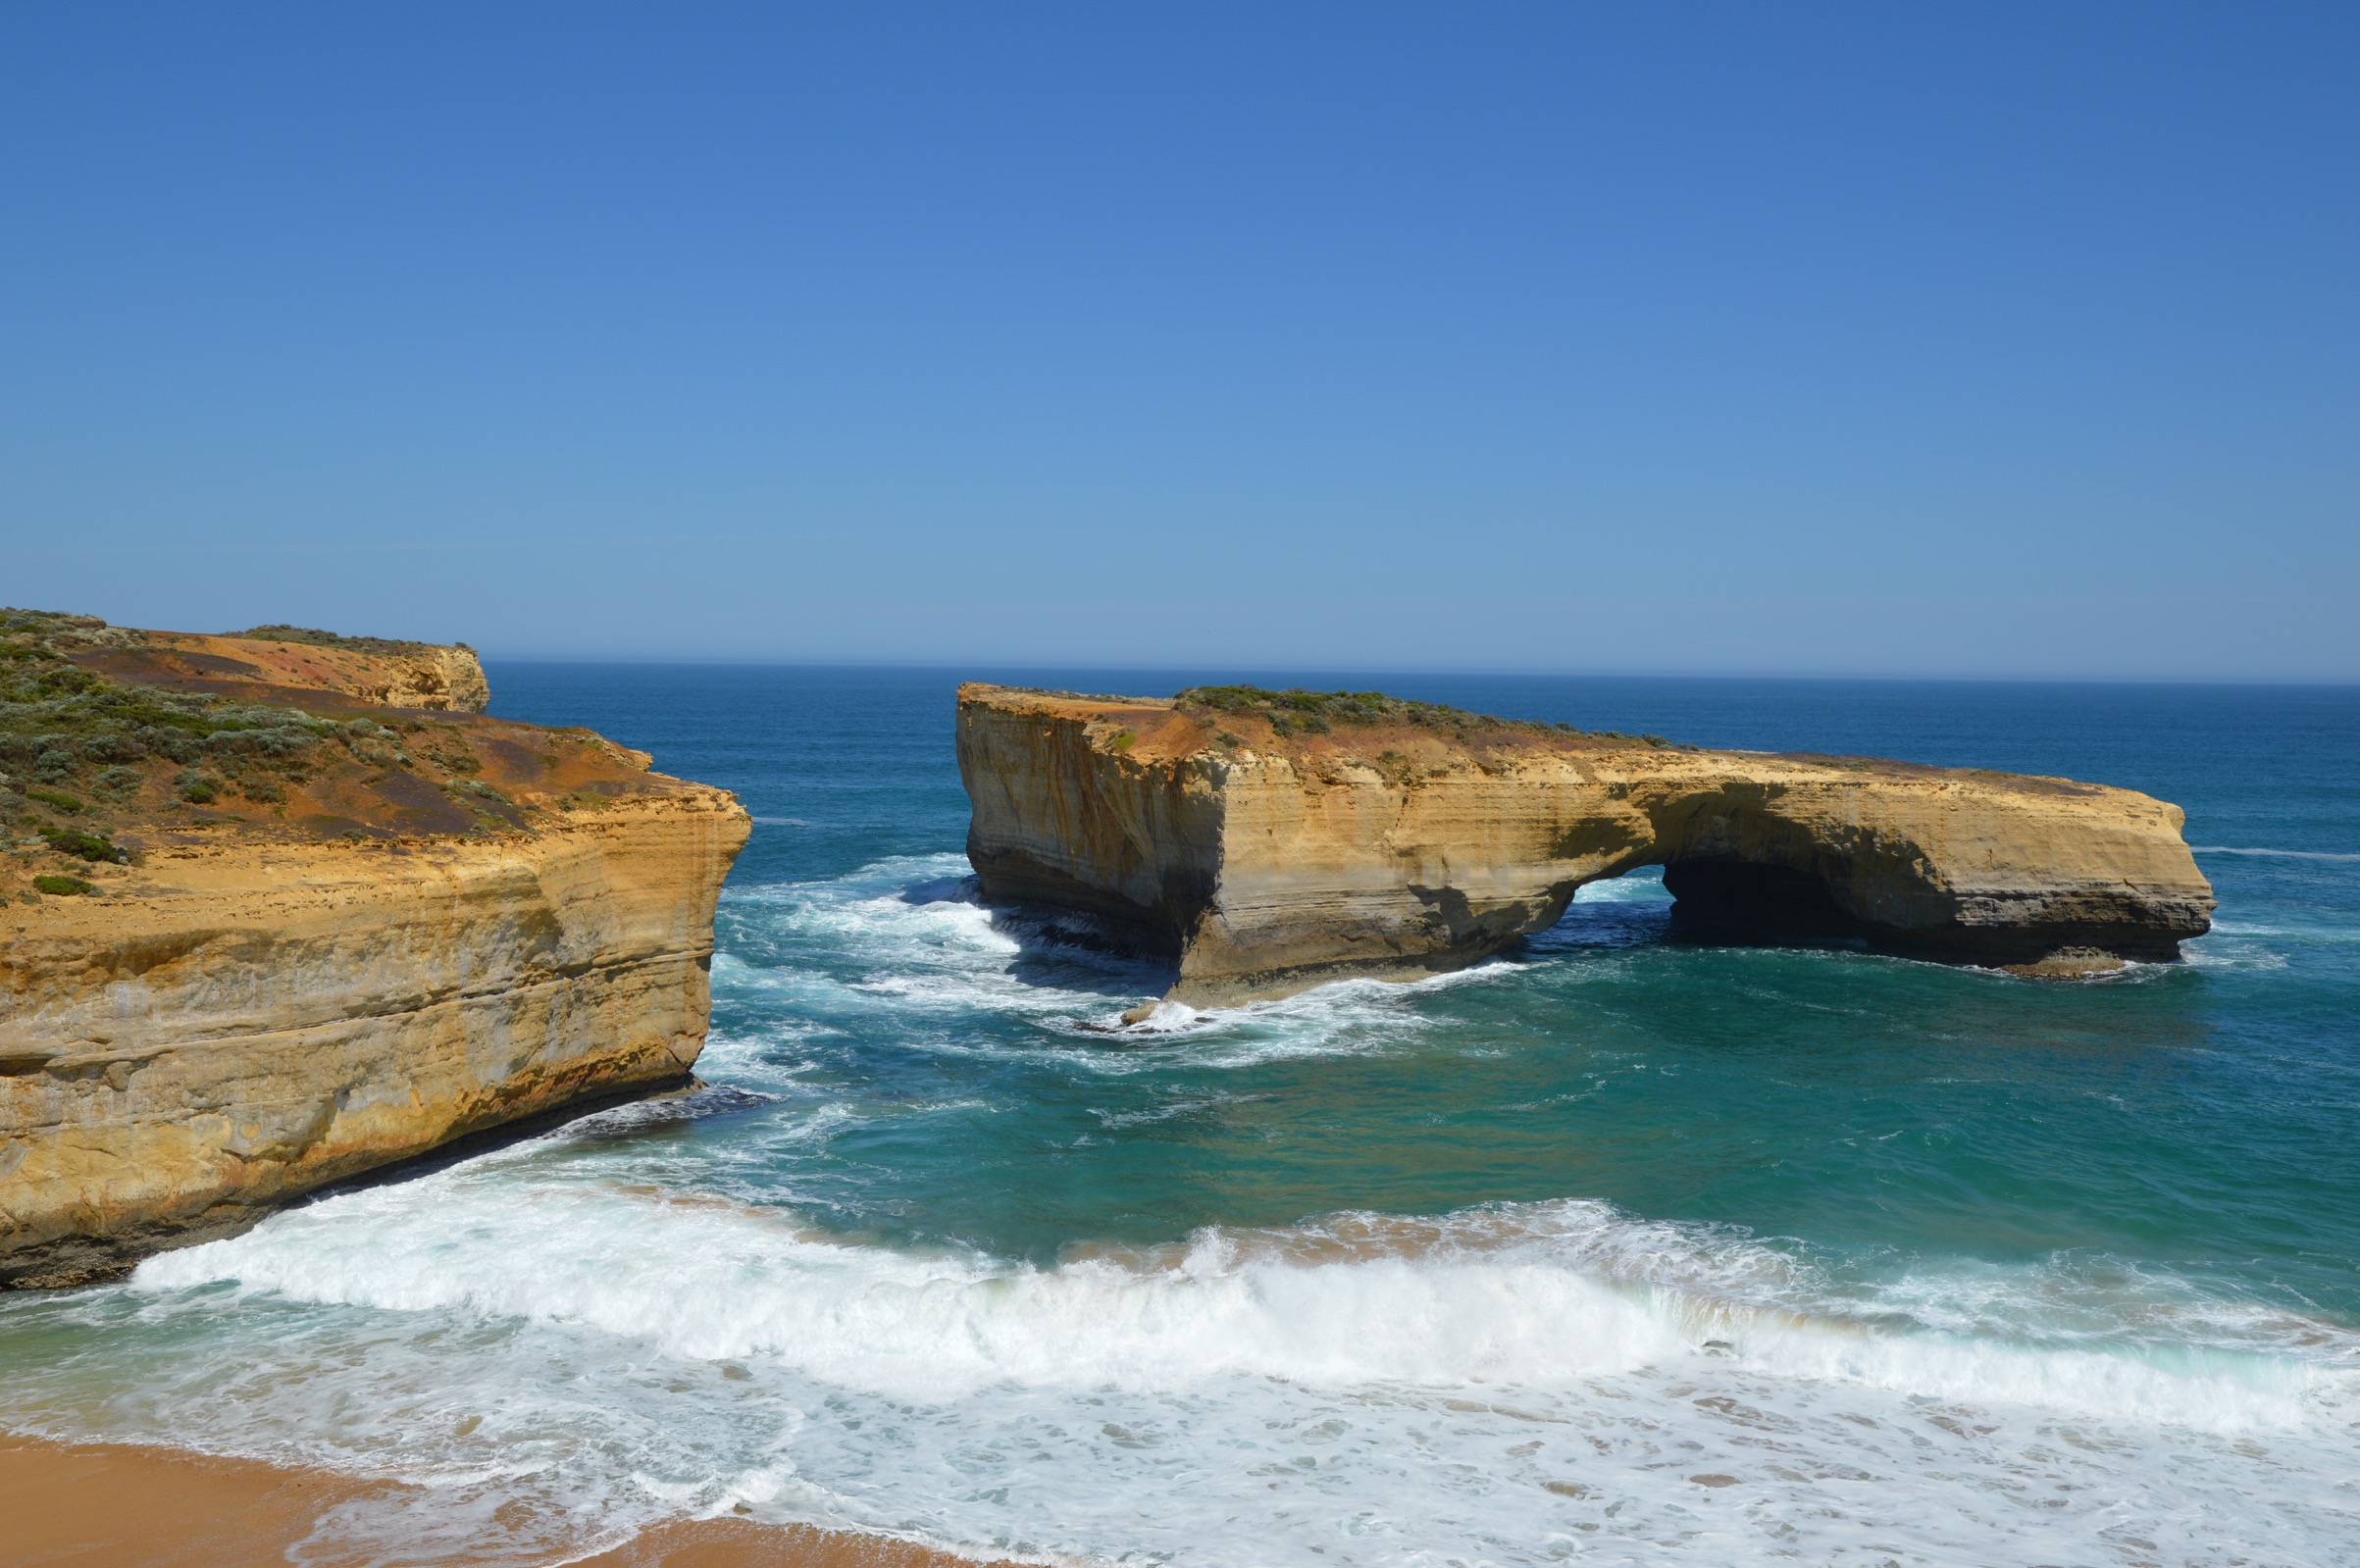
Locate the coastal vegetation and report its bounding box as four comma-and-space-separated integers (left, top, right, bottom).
230, 623, 464, 656
3, 609, 332, 778
4, 609, 355, 852
1174, 683, 1678, 747
0, 606, 640, 901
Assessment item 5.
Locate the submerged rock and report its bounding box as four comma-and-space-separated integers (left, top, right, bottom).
956, 683, 2213, 1005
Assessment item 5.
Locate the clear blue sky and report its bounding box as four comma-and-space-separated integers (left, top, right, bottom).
4, 3, 2354, 679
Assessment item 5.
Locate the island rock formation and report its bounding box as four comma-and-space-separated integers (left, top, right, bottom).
1, 611, 746, 1287
957, 683, 2214, 1006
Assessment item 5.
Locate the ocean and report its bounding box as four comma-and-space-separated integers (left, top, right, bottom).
3, 666, 2356, 1567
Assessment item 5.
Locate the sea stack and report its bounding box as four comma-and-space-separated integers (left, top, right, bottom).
0, 613, 748, 1287
956, 683, 2214, 1005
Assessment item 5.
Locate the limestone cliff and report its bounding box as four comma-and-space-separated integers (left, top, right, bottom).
1, 610, 747, 1287
957, 683, 2214, 1005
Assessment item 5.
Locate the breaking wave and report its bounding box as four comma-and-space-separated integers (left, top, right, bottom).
135, 1183, 2353, 1429
101, 1173, 2360, 1565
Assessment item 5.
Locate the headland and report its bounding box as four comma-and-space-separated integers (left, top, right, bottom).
1, 610, 749, 1287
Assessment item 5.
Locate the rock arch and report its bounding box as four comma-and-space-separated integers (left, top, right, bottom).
957, 684, 2215, 1005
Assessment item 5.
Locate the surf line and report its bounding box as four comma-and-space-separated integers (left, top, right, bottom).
2191, 846, 2360, 863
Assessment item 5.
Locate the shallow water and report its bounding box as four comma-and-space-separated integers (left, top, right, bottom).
4, 668, 2357, 1566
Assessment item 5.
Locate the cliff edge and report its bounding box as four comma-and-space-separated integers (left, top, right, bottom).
956, 683, 2214, 1005
58, 619, 491, 713
1, 610, 748, 1287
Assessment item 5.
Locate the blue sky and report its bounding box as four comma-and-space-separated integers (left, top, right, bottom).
4, 3, 2354, 678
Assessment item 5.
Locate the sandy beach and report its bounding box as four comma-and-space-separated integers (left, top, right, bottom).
0, 1437, 1008, 1568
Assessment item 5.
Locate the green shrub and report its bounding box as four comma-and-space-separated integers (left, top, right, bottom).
26, 787, 82, 813
1, 608, 112, 638
230, 624, 430, 655
92, 766, 142, 795
1171, 685, 1697, 751
1180, 685, 1539, 736
32, 874, 95, 896
41, 825, 125, 863
2, 616, 332, 784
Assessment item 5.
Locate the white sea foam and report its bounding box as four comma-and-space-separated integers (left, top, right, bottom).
136, 1181, 2348, 1428
1570, 868, 1674, 903
2182, 939, 2294, 972
710, 855, 1496, 1073
101, 1177, 2360, 1565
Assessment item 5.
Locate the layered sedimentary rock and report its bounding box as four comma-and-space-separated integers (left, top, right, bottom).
0, 796, 744, 1286
957, 683, 2214, 1005
1, 611, 746, 1286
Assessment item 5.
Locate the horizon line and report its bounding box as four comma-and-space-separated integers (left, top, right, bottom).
469, 655, 2360, 690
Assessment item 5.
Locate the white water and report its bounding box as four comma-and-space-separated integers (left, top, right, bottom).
55, 1166, 2351, 1566
5, 857, 2357, 1565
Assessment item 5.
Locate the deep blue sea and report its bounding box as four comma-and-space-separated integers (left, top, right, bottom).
2, 667, 2356, 1567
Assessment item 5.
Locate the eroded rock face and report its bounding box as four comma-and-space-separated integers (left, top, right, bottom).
956, 684, 2214, 1005
0, 793, 746, 1286
0, 613, 746, 1286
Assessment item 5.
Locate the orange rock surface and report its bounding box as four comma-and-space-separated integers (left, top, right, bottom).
956, 683, 2214, 1005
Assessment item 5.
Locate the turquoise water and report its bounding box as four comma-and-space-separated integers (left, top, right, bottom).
3, 669, 2356, 1566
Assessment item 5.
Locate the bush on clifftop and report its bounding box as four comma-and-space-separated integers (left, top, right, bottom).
0, 614, 341, 795
230, 624, 439, 655
1173, 685, 1686, 746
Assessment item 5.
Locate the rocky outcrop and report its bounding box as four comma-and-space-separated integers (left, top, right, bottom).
957, 684, 2215, 1005
59, 625, 491, 713
1, 611, 746, 1286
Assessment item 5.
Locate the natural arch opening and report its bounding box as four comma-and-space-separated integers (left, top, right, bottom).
1656, 858, 1864, 947
1543, 860, 1861, 956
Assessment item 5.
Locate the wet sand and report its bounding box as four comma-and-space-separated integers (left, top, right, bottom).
0, 1437, 1013, 1568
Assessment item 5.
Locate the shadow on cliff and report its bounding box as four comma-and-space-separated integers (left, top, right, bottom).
900, 874, 1180, 999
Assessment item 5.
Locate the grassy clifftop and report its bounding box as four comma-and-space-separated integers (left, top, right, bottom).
1174, 683, 1684, 747
1, 609, 686, 906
